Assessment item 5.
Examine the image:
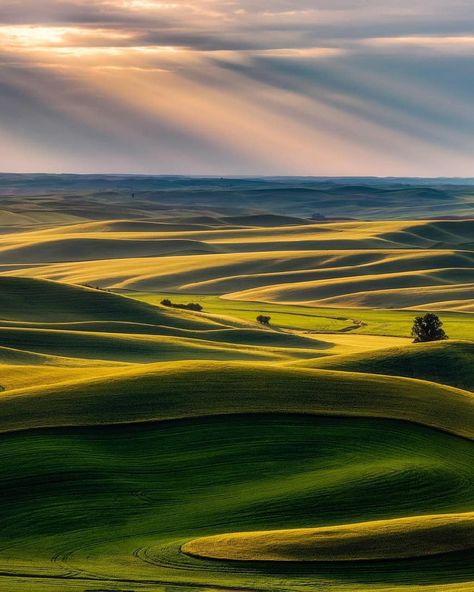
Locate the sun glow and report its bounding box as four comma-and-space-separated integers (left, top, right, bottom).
0, 25, 70, 46
111, 0, 180, 9
0, 25, 132, 49
2, 0, 474, 175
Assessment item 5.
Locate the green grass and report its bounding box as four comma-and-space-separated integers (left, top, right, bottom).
0, 277, 219, 329
1, 360, 473, 438
0, 415, 474, 591
128, 292, 474, 339
0, 326, 320, 363
0, 278, 342, 363
183, 512, 474, 562
295, 340, 474, 391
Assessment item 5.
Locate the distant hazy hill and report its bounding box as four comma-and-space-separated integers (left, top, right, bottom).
1, 174, 473, 223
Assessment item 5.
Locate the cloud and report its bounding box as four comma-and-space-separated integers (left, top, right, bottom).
1, 0, 474, 174
363, 35, 474, 55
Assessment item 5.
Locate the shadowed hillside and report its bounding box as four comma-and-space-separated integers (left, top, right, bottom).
295, 340, 474, 391
0, 276, 217, 327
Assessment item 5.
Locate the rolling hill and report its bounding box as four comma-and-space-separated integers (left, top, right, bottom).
1, 415, 474, 592
0, 360, 473, 436
0, 177, 472, 591
183, 512, 474, 562
0, 276, 219, 328
294, 340, 474, 391
0, 365, 473, 591
1, 220, 471, 311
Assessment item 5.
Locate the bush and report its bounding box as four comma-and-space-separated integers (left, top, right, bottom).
411, 313, 447, 343
183, 302, 203, 312
161, 299, 203, 312
257, 315, 271, 325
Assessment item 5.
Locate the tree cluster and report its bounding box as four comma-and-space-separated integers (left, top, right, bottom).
161, 299, 203, 312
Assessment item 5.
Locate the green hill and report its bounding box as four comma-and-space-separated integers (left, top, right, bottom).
0, 276, 218, 329
183, 511, 474, 562
0, 415, 474, 591
0, 361, 473, 437
0, 326, 314, 363
295, 340, 474, 391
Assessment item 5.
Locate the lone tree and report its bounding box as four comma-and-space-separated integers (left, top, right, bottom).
257, 314, 271, 326
411, 313, 447, 343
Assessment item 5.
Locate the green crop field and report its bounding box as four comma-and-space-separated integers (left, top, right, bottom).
130, 291, 474, 339
0, 183, 471, 591
2, 416, 474, 592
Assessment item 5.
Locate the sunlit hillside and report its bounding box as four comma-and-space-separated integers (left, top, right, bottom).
0, 178, 471, 592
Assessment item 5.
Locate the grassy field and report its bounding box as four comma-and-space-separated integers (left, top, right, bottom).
0, 202, 471, 591
1, 415, 474, 591
183, 512, 474, 562
1, 358, 474, 436
294, 340, 474, 391
129, 291, 474, 339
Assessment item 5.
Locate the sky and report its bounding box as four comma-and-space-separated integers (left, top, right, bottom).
1, 0, 474, 176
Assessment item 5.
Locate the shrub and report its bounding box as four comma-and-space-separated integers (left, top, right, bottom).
183, 302, 203, 312
161, 299, 203, 312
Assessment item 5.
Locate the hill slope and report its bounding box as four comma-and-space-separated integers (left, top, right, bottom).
1, 414, 474, 591
0, 361, 473, 437
0, 276, 219, 329
0, 219, 472, 311
183, 511, 474, 562
295, 340, 474, 391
